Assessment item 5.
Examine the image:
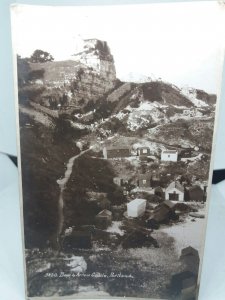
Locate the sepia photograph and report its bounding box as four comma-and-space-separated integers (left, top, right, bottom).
11, 2, 224, 299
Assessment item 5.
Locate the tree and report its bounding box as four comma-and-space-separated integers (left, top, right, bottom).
30, 49, 54, 63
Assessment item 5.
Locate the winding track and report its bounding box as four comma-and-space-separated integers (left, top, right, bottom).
56, 146, 94, 242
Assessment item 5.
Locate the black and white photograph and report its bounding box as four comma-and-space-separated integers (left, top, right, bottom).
11, 2, 224, 299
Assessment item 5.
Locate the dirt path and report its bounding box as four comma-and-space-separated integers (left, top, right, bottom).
56, 146, 94, 244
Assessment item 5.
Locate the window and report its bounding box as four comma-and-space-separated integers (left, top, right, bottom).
169, 193, 179, 200
142, 179, 147, 184
143, 149, 148, 154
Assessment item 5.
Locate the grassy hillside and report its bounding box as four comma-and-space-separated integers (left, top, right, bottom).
140, 82, 193, 107
19, 110, 80, 249
148, 118, 214, 152
63, 154, 126, 228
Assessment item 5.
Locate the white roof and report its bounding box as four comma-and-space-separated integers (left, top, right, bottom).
127, 198, 146, 207
162, 150, 178, 154
166, 181, 184, 193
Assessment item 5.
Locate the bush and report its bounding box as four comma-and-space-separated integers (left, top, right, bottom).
28, 69, 45, 81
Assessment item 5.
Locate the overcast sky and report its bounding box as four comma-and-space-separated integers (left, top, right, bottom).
11, 2, 225, 93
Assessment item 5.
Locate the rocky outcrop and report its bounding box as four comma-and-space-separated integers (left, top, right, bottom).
196, 89, 217, 105
29, 39, 117, 107
71, 39, 116, 80
69, 39, 117, 105
107, 83, 132, 103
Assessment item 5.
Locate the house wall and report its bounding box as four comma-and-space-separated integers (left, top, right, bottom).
137, 148, 150, 156
188, 188, 203, 202
180, 150, 193, 158
165, 187, 184, 201
138, 178, 151, 188
161, 152, 178, 162
127, 201, 146, 217
103, 147, 108, 159
95, 215, 112, 229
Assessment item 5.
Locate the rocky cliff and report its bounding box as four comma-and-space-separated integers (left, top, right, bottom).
71, 39, 116, 80
28, 39, 117, 107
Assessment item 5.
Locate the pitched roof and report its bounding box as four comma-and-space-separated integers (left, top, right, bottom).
162, 150, 178, 154
154, 186, 164, 192
188, 185, 203, 192
180, 246, 199, 258
127, 198, 146, 208
151, 206, 170, 222
166, 181, 184, 193
137, 146, 150, 150
163, 200, 176, 209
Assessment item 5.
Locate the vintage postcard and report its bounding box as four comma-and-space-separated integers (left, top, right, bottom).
11, 2, 224, 299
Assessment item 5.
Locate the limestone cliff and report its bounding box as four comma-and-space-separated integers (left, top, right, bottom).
29, 39, 117, 107
71, 39, 116, 81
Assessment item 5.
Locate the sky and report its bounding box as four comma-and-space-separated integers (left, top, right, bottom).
11, 2, 225, 93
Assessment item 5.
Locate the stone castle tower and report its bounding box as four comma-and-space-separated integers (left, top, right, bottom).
71, 38, 116, 81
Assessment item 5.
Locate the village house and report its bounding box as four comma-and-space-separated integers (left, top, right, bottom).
179, 148, 193, 159
137, 146, 151, 156
95, 209, 112, 229
161, 150, 178, 162
165, 181, 184, 201
111, 204, 126, 221
151, 172, 160, 187
146, 206, 169, 229
146, 200, 178, 229
127, 198, 147, 218
103, 146, 130, 159
137, 173, 151, 188
185, 185, 204, 202
113, 176, 128, 187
